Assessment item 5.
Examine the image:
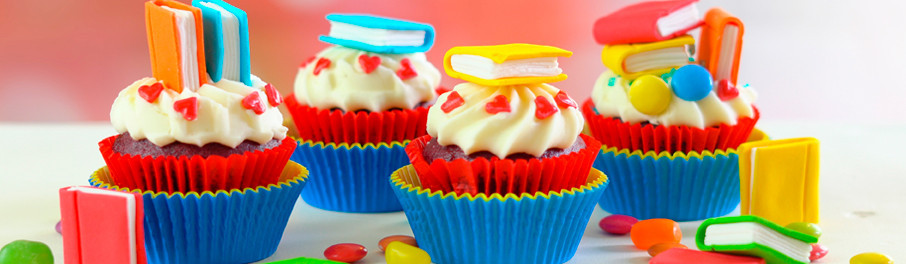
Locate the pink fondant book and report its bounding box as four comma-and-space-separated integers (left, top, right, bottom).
593, 0, 703, 45
59, 186, 146, 264
650, 248, 765, 264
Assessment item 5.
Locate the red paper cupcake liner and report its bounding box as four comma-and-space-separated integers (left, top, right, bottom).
582, 100, 759, 153
405, 134, 602, 196
284, 93, 429, 144
99, 135, 297, 193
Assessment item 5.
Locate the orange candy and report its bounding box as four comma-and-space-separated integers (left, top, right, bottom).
378, 235, 418, 252
647, 242, 688, 257
629, 218, 682, 250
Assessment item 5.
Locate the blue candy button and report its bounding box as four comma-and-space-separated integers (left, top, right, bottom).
670, 65, 713, 101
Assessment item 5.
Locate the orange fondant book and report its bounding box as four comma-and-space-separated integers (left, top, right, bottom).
146, 0, 207, 92
698, 8, 744, 85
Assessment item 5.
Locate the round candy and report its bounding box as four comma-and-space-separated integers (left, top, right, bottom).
647, 242, 687, 257
670, 64, 713, 102
850, 252, 893, 264
0, 240, 54, 264
628, 75, 672, 115
323, 243, 367, 263
629, 218, 682, 250
55, 221, 62, 235
598, 214, 639, 235
785, 222, 822, 238
810, 244, 829, 261
378, 235, 418, 252
385, 241, 431, 264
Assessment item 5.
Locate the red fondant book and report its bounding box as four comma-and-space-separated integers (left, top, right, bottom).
60, 186, 146, 264
650, 248, 765, 264
593, 0, 703, 45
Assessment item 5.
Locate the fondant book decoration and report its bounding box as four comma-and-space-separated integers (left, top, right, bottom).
601, 35, 694, 80
650, 248, 766, 264
443, 43, 573, 86
593, 0, 702, 45
194, 0, 251, 86
146, 0, 208, 92
696, 215, 818, 264
59, 186, 146, 264
738, 137, 820, 226
699, 8, 744, 85
320, 14, 436, 54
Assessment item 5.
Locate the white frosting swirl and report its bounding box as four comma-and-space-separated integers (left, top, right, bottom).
591, 70, 757, 128
293, 45, 441, 111
427, 83, 584, 158
111, 76, 288, 147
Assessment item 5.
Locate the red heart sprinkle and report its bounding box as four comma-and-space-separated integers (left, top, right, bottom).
138, 82, 164, 103
313, 58, 331, 76
173, 97, 199, 121
441, 91, 464, 113
300, 56, 315, 68
358, 54, 381, 74
485, 95, 511, 114
554, 91, 577, 109
242, 92, 266, 115
264, 83, 282, 106
716, 79, 740, 101
435, 86, 451, 95
534, 96, 558, 119
396, 58, 418, 80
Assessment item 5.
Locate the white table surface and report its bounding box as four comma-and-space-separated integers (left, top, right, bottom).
1, 122, 904, 263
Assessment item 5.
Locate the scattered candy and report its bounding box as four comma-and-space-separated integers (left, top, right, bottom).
173, 97, 199, 121
810, 244, 828, 261
323, 243, 367, 263
850, 252, 893, 264
300, 56, 316, 68
629, 218, 682, 250
138, 82, 164, 103
378, 235, 418, 252
628, 75, 672, 115
598, 214, 638, 235
358, 54, 381, 74
648, 242, 687, 257
313, 58, 331, 75
54, 221, 62, 235
241, 92, 266, 115
715, 79, 739, 101
554, 91, 577, 109
264, 83, 282, 106
385, 241, 430, 264
785, 222, 822, 239
441, 91, 464, 113
0, 240, 53, 264
266, 256, 345, 264
396, 58, 418, 80
434, 86, 451, 95
534, 96, 558, 119
670, 64, 712, 102
485, 95, 511, 114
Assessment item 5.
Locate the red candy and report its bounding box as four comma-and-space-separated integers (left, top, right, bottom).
810, 243, 829, 261
358, 54, 381, 74
241, 92, 266, 115
313, 58, 331, 76
716, 79, 739, 101
599, 214, 639, 235
554, 91, 577, 109
138, 82, 164, 103
629, 218, 682, 250
534, 96, 558, 119
396, 58, 418, 80
264, 83, 282, 107
173, 97, 198, 121
485, 95, 511, 114
324, 243, 367, 263
378, 235, 418, 252
300, 56, 316, 68
441, 91, 464, 113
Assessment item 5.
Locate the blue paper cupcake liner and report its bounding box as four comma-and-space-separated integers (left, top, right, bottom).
90, 161, 308, 264
291, 139, 408, 212
391, 165, 609, 264
594, 146, 740, 221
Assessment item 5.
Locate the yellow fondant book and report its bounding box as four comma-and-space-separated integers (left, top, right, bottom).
601, 35, 694, 80
738, 137, 820, 226
444, 43, 572, 86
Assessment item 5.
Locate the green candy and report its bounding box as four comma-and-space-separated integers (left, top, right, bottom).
265, 256, 345, 264
785, 222, 822, 239
0, 240, 53, 264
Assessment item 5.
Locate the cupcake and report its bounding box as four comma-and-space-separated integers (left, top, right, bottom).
394, 44, 609, 264
285, 14, 441, 212
586, 2, 759, 220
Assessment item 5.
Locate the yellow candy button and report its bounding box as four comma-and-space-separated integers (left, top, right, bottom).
628, 75, 672, 115
851, 252, 894, 264
385, 241, 431, 264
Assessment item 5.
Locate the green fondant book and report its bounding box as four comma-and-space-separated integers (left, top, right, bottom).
696, 215, 818, 264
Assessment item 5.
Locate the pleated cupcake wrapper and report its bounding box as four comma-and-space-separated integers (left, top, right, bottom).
390, 165, 609, 264
582, 100, 759, 153
89, 161, 308, 264
594, 146, 741, 221
284, 93, 429, 145
99, 135, 296, 193
290, 138, 409, 212
405, 134, 602, 196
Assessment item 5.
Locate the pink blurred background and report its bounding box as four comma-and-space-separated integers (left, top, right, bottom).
1, 0, 905, 124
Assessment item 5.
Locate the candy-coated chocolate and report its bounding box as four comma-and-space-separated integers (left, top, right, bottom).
264, 83, 282, 106
785, 222, 822, 239
441, 91, 464, 113
850, 252, 893, 264
629, 218, 682, 249
378, 235, 418, 252
396, 58, 418, 80
266, 256, 346, 264
716, 79, 739, 101
485, 95, 511, 114
0, 240, 53, 264
534, 96, 558, 119
313, 58, 331, 76
241, 92, 266, 115
670, 64, 713, 102
810, 244, 828, 261
54, 221, 62, 235
598, 214, 638, 235
358, 54, 381, 74
648, 242, 687, 257
385, 241, 430, 264
323, 243, 367, 263
628, 75, 672, 115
